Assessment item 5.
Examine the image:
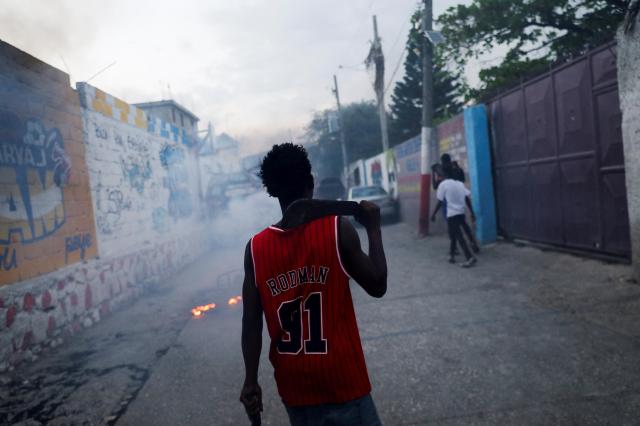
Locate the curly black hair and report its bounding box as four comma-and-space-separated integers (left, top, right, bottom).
258, 143, 313, 200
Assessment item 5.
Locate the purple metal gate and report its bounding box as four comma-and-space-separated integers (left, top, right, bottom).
489, 42, 630, 257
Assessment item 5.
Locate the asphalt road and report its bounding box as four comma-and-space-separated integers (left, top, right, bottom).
3, 222, 640, 425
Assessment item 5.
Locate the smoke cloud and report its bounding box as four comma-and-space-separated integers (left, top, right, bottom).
209, 192, 281, 248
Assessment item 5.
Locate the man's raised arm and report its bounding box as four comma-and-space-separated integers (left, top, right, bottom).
338, 201, 387, 298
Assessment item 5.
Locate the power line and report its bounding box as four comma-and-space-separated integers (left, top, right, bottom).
86, 61, 117, 83
477, 30, 572, 66
337, 0, 377, 64
386, 2, 416, 60
383, 5, 417, 94
384, 48, 406, 94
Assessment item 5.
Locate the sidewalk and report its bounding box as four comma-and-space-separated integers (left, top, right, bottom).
362, 223, 640, 424
2, 221, 640, 425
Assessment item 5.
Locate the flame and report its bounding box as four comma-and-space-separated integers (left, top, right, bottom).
191, 296, 241, 317
191, 303, 216, 317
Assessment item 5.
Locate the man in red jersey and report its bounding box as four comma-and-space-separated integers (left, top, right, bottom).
240, 143, 387, 425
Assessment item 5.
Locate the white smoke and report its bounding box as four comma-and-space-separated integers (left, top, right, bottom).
209, 191, 281, 248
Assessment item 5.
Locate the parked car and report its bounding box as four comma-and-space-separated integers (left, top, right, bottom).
347, 185, 399, 222
315, 177, 346, 200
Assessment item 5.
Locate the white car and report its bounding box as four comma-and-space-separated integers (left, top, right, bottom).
348, 185, 399, 222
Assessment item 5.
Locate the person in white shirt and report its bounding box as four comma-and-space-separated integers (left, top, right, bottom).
431, 169, 478, 268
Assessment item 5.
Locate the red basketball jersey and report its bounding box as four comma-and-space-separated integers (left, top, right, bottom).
250, 215, 371, 406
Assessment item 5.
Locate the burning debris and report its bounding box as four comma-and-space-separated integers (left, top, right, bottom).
190, 296, 241, 317
191, 303, 216, 318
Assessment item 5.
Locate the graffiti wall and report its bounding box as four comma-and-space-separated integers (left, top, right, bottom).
437, 114, 468, 177
0, 43, 211, 369
363, 150, 397, 197
78, 84, 201, 259
0, 42, 97, 286
393, 136, 422, 230
386, 113, 471, 235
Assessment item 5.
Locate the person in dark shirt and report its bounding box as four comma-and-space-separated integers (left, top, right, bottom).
451, 161, 465, 183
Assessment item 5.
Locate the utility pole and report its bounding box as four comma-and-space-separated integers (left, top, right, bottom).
371, 15, 390, 152
419, 0, 434, 236
333, 75, 349, 187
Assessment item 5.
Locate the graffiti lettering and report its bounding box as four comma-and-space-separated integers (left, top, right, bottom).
65, 233, 92, 263
0, 144, 47, 168
120, 156, 152, 194
126, 135, 148, 153
95, 125, 108, 140
0, 114, 71, 245
0, 247, 17, 271
95, 179, 132, 235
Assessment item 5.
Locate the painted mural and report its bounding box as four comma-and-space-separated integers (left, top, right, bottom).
0, 111, 97, 285
393, 136, 422, 230
437, 114, 469, 176
0, 114, 70, 243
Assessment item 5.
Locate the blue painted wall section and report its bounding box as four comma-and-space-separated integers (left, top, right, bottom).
464, 105, 497, 244
147, 116, 201, 150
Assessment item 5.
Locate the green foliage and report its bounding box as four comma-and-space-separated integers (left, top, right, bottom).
468, 56, 550, 100
438, 0, 631, 100
389, 10, 464, 145
305, 101, 386, 179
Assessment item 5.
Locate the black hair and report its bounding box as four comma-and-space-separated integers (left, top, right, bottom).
442, 163, 454, 179
258, 143, 313, 201
441, 153, 452, 165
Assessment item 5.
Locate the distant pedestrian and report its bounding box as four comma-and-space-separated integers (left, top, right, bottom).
431, 168, 478, 267
441, 154, 465, 183
440, 155, 478, 252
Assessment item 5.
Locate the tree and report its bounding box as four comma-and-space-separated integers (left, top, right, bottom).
304, 101, 386, 180
388, 9, 464, 145
438, 0, 632, 100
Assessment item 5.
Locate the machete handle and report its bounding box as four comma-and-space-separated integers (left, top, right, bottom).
280, 199, 362, 229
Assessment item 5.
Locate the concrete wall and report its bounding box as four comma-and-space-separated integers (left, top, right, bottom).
387, 111, 496, 240
0, 42, 98, 286
373, 113, 471, 236
436, 114, 468, 174
393, 136, 422, 231
618, 15, 640, 278
0, 42, 211, 370
464, 105, 497, 244
428, 114, 470, 236
78, 84, 203, 259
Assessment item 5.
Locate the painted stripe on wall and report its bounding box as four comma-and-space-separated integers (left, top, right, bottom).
464, 105, 497, 244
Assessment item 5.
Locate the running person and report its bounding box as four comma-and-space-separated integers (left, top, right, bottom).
240, 143, 387, 425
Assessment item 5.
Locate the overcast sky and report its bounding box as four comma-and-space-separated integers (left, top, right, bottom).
0, 0, 474, 154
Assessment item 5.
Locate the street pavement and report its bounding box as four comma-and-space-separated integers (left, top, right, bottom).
2, 221, 640, 425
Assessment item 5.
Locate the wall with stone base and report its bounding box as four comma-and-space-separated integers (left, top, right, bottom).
0, 41, 211, 370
